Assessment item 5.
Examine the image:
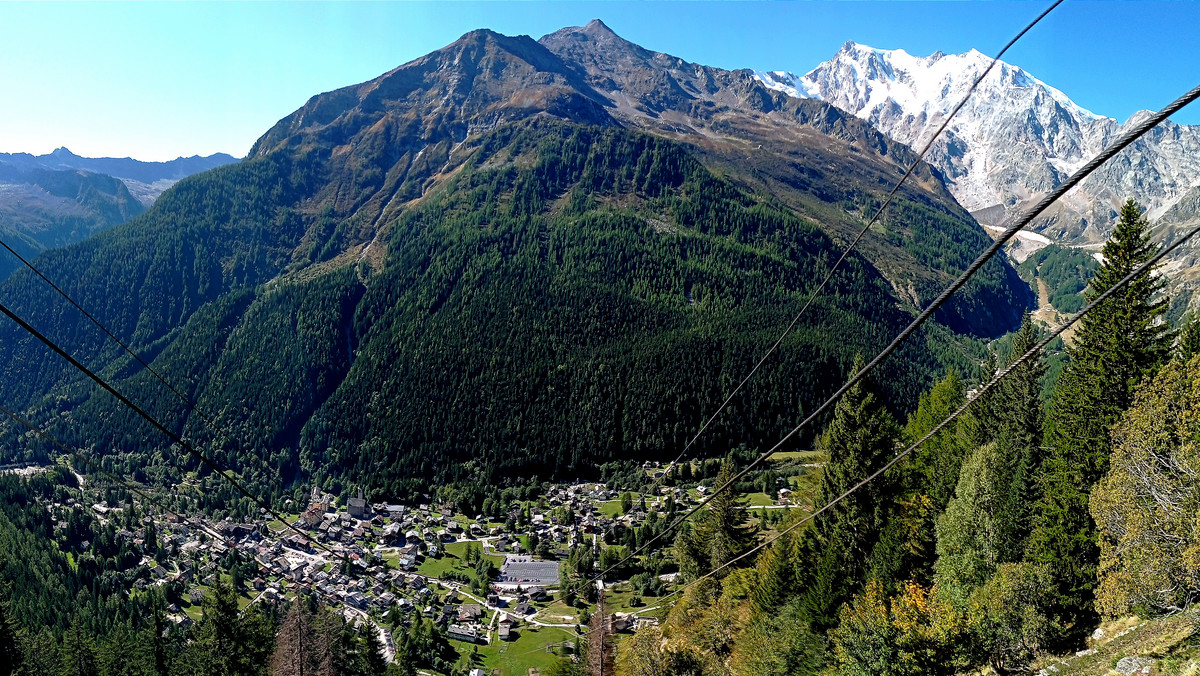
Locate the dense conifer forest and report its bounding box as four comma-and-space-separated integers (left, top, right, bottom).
0, 121, 994, 515
3, 197, 1196, 676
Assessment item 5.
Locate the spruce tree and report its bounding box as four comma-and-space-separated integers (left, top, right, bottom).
1028, 198, 1172, 631
359, 626, 389, 676
21, 629, 58, 676
887, 369, 971, 583
992, 315, 1047, 552
60, 624, 98, 676
752, 529, 799, 615
1177, 312, 1200, 361
795, 356, 899, 627
902, 369, 967, 514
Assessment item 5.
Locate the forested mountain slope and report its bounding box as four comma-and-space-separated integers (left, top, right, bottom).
539, 21, 1031, 335
0, 24, 1028, 506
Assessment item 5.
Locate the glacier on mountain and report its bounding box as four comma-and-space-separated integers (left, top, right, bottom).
755, 41, 1200, 249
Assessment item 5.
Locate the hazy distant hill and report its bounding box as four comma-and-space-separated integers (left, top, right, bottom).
0, 23, 1029, 502
0, 149, 238, 280
0, 147, 239, 205
0, 161, 145, 280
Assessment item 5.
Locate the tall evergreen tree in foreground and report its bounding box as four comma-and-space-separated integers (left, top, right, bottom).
1027, 199, 1172, 633
992, 315, 1047, 553
794, 356, 899, 628
674, 457, 754, 579
902, 369, 968, 516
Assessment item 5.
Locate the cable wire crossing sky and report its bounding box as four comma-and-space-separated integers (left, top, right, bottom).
1, 1, 1198, 161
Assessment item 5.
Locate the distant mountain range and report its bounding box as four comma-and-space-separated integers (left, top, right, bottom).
0, 149, 238, 280
0, 147, 239, 204
757, 42, 1200, 241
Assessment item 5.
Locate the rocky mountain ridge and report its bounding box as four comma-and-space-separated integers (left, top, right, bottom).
253, 20, 1027, 335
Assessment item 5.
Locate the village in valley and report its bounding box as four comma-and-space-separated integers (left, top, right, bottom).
33, 453, 816, 675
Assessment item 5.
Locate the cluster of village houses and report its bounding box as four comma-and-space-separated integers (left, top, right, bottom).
80, 476, 691, 646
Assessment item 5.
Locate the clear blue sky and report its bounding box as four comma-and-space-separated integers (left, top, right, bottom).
1, 1, 1197, 162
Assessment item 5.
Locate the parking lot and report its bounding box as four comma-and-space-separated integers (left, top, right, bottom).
498, 556, 560, 585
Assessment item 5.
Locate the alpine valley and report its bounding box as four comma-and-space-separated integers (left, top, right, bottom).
8, 18, 1200, 676
0, 149, 237, 281
0, 21, 1031, 503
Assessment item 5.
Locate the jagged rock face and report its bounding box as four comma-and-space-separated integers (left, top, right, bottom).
757, 42, 1200, 246
538, 21, 937, 169
250, 29, 615, 225
538, 22, 1029, 334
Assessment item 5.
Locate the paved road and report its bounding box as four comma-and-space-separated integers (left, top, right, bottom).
432, 579, 579, 629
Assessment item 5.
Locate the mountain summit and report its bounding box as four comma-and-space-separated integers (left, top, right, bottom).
757, 42, 1200, 247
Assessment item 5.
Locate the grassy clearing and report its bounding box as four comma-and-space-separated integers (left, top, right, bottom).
535, 600, 586, 625
444, 540, 505, 568
236, 591, 255, 611
604, 584, 661, 613
598, 500, 624, 518
266, 513, 302, 533
742, 492, 775, 507
1030, 613, 1199, 675
459, 624, 579, 676
409, 541, 505, 582
415, 554, 459, 580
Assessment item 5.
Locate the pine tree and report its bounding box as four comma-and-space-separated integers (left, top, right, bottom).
60, 624, 99, 676
752, 528, 798, 615
1028, 198, 1172, 631
794, 356, 899, 627
359, 626, 389, 676
888, 369, 970, 583
705, 458, 755, 571
183, 579, 276, 676
1177, 312, 1200, 361
20, 629, 58, 676
902, 369, 967, 514
97, 624, 155, 676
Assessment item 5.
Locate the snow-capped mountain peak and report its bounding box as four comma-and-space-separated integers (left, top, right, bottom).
755, 42, 1200, 245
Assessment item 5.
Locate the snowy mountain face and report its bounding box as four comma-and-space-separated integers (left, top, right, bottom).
756, 42, 1200, 251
